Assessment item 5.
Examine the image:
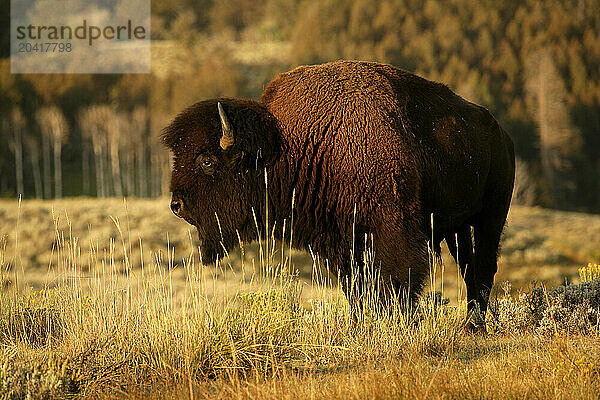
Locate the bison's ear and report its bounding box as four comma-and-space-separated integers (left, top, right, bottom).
218, 102, 235, 150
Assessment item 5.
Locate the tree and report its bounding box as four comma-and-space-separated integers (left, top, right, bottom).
41, 119, 52, 199
525, 49, 590, 210
149, 110, 170, 198
131, 106, 149, 197
24, 133, 42, 198
106, 113, 123, 198
36, 106, 68, 199
6, 108, 25, 197
79, 106, 110, 198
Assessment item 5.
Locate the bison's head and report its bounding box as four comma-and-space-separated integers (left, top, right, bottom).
163, 99, 280, 263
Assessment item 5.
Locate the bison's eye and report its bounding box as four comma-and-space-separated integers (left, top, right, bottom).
195, 154, 217, 175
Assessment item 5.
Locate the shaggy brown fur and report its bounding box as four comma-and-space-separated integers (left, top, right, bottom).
163, 60, 515, 320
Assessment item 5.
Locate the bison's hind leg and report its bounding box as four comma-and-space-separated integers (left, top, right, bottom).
445, 225, 491, 330
445, 226, 475, 296
472, 210, 509, 312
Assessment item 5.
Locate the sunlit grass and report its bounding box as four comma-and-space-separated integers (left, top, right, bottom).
580, 263, 600, 283
1, 197, 600, 398
0, 197, 467, 398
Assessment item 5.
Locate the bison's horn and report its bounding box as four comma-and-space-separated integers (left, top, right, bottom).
218, 102, 234, 150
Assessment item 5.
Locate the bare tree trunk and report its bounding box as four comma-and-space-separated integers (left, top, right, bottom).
42, 131, 52, 199
149, 111, 168, 198
82, 142, 90, 196
526, 49, 587, 210
108, 123, 123, 198
53, 135, 62, 198
137, 143, 147, 197
125, 116, 135, 197
36, 106, 68, 199
118, 113, 132, 197
161, 152, 170, 197
94, 146, 103, 197
30, 151, 42, 199
151, 151, 159, 198
25, 134, 42, 198
79, 108, 96, 197
131, 107, 148, 198
8, 109, 25, 197
92, 136, 105, 198
14, 129, 24, 197
148, 152, 154, 198
80, 106, 114, 198
126, 135, 135, 197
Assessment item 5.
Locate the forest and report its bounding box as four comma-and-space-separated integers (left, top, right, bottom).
1, 0, 599, 212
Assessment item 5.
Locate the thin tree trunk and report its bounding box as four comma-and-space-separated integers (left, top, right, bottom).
14, 131, 24, 197
106, 115, 123, 198
25, 135, 42, 198
92, 134, 104, 198
42, 131, 52, 199
99, 151, 106, 197
126, 134, 135, 197
82, 144, 90, 196
161, 153, 169, 197
30, 151, 42, 198
138, 145, 147, 197
130, 107, 148, 198
147, 151, 152, 198
79, 108, 100, 197
37, 106, 68, 200
94, 148, 103, 198
110, 138, 123, 198
53, 136, 62, 198
151, 151, 159, 198
7, 110, 25, 197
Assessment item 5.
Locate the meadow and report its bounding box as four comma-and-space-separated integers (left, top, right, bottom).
1, 198, 600, 399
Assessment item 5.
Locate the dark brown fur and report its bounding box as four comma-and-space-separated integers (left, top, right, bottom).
163, 60, 515, 318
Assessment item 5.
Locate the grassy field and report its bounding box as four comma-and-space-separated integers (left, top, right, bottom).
1, 198, 600, 399
1, 198, 599, 298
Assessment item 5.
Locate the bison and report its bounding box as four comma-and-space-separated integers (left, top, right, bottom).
163, 60, 515, 325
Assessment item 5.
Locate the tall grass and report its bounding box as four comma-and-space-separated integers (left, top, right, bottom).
3, 196, 600, 398
0, 195, 469, 398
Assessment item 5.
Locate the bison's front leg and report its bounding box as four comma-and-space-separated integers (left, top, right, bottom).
375, 215, 430, 301
342, 219, 429, 318
334, 242, 391, 320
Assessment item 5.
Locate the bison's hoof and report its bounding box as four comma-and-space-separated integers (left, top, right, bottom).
464, 320, 487, 334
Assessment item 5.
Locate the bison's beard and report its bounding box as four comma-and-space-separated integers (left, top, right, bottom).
197, 236, 221, 265
197, 223, 238, 264
197, 227, 241, 265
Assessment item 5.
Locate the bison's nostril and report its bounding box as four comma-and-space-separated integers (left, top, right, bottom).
170, 200, 182, 215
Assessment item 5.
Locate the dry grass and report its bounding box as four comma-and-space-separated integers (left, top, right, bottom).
1, 198, 600, 399
1, 198, 599, 299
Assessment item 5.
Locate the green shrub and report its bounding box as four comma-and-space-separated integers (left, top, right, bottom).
0, 357, 81, 400
489, 272, 600, 335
